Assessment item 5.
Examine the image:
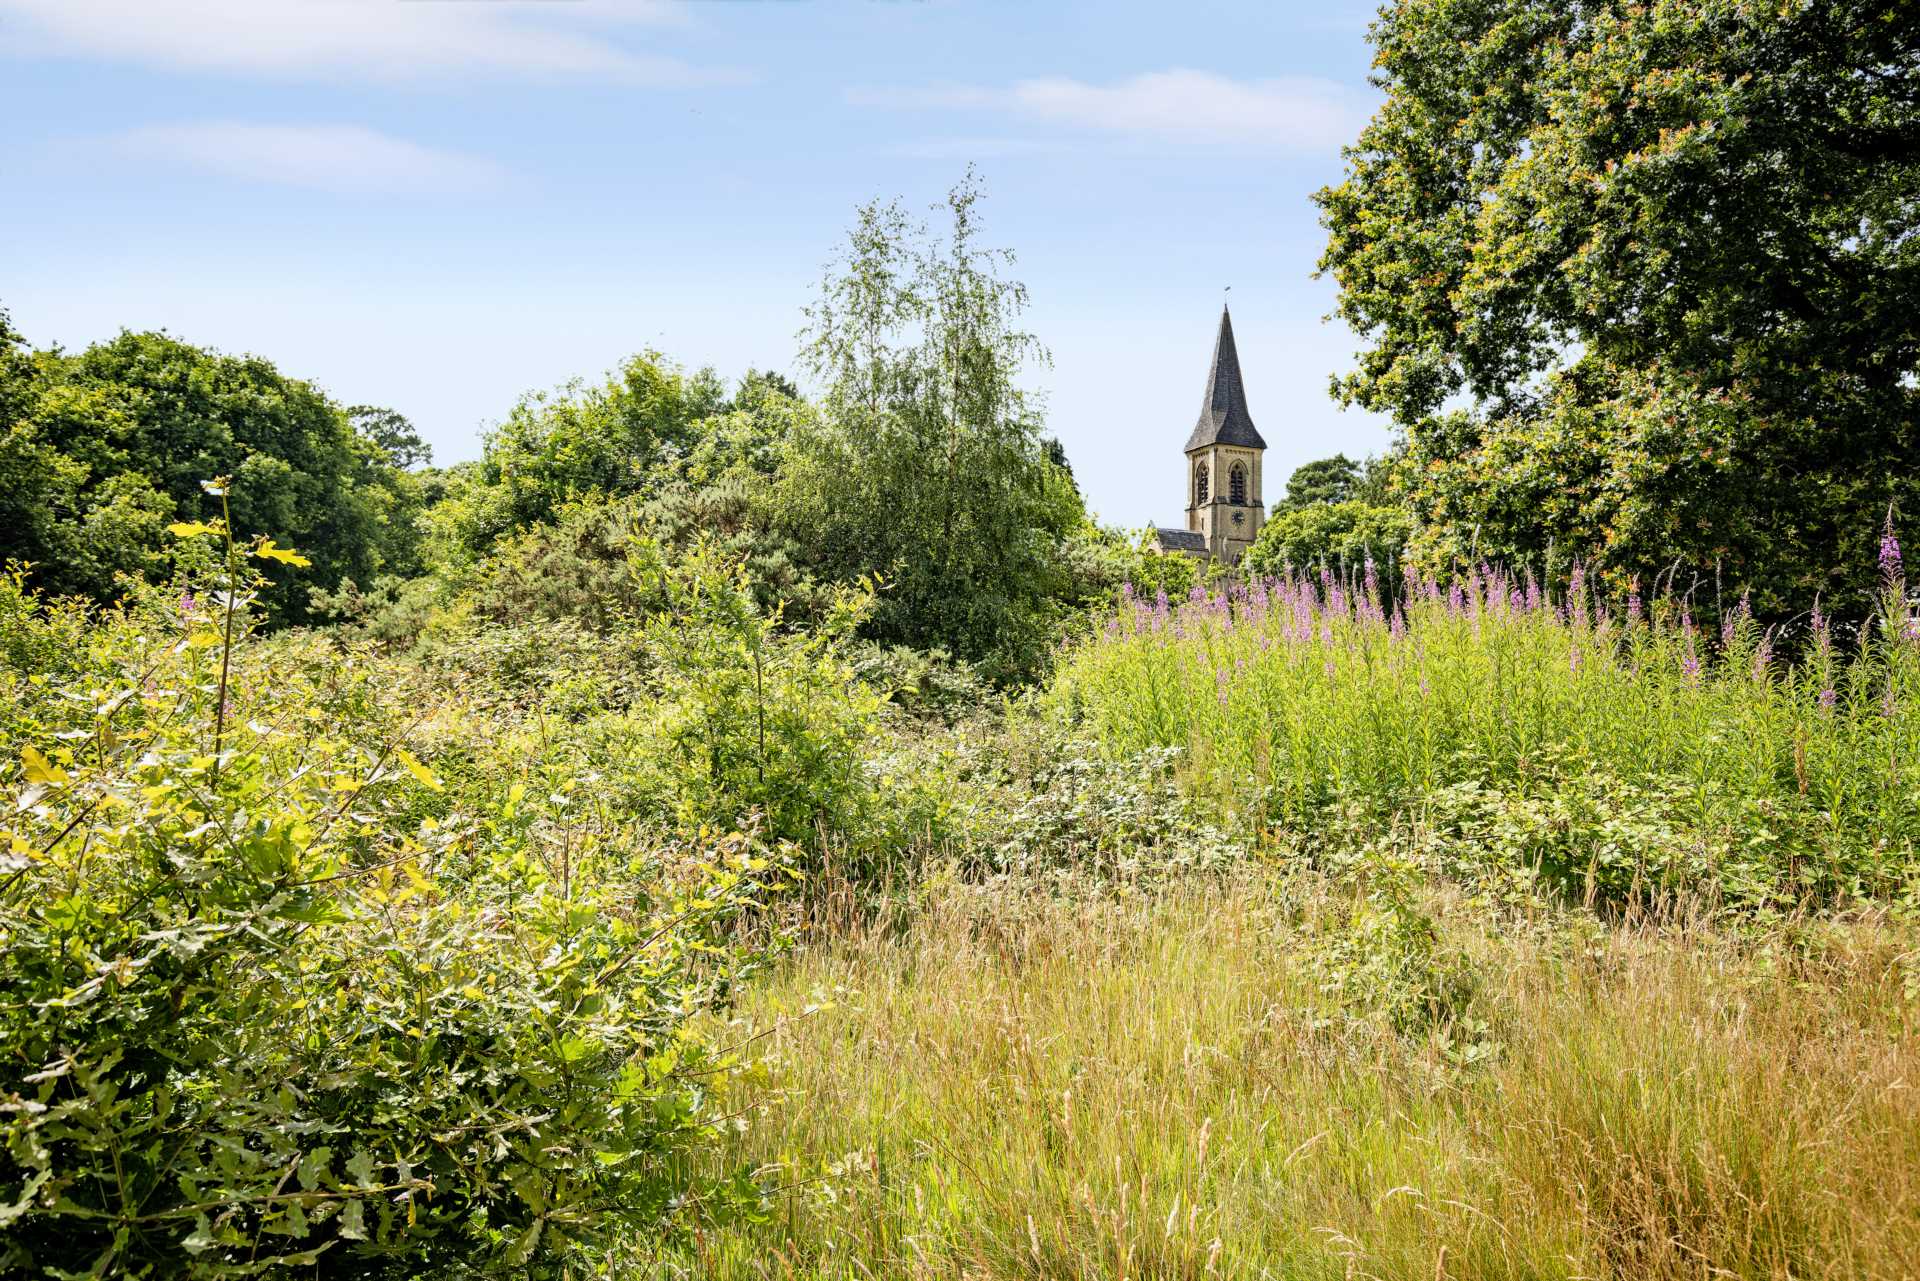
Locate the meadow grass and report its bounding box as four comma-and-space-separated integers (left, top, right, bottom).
639, 560, 1920, 1278
651, 872, 1920, 1280
1049, 565, 1920, 906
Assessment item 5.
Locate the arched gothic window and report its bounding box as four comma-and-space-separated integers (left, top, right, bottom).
1194, 462, 1209, 505
1229, 462, 1247, 505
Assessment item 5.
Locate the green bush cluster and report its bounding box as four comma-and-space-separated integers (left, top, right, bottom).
0, 497, 943, 1277
0, 319, 431, 620
1241, 499, 1411, 580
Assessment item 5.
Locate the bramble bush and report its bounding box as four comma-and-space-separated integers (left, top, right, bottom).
0, 493, 795, 1278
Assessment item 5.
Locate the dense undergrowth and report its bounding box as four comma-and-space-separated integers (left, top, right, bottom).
0, 512, 898, 1277
5, 503, 1920, 1277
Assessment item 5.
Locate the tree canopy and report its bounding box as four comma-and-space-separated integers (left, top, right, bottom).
779, 173, 1086, 679
1319, 0, 1919, 612
1244, 500, 1413, 580
429, 353, 730, 559
0, 321, 425, 618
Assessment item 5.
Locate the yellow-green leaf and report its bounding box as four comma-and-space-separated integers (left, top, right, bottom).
253, 539, 312, 567
21, 747, 68, 786
397, 749, 442, 792
166, 521, 223, 539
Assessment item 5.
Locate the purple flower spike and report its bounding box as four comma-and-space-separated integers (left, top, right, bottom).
1819, 687, 1837, 709
1881, 524, 1903, 583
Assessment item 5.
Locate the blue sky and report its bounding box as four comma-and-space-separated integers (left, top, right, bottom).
0, 0, 1394, 530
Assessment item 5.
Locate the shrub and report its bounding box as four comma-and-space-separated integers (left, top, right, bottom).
948, 730, 1244, 882
1241, 500, 1411, 580
632, 542, 891, 857
848, 643, 992, 726
0, 507, 781, 1278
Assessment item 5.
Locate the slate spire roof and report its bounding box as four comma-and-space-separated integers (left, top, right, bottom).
1184, 304, 1266, 452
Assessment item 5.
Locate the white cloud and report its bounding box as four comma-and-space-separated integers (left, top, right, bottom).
852, 69, 1369, 151
116, 122, 508, 195
0, 0, 742, 87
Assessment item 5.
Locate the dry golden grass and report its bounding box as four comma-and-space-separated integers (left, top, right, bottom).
652, 873, 1920, 1280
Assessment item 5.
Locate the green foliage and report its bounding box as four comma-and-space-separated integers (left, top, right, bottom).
0, 510, 786, 1278
0, 564, 88, 691
0, 321, 427, 620
781, 173, 1087, 682
345, 405, 432, 471
429, 354, 785, 562
1318, 0, 1920, 614
1055, 560, 1920, 912
387, 515, 916, 871
1242, 500, 1413, 579
468, 499, 669, 635
847, 643, 993, 726
1273, 454, 1359, 513
1109, 528, 1214, 604
955, 731, 1243, 882
631, 542, 891, 852
1302, 857, 1478, 1043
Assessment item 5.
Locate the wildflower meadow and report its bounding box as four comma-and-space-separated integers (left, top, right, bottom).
1054, 539, 1920, 910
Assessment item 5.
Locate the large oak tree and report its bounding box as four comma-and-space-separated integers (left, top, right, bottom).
1319, 0, 1918, 612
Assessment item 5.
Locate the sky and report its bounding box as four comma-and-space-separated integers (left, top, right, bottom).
0, 0, 1396, 530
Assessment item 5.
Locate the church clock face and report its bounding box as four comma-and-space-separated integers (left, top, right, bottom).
1231, 511, 1245, 527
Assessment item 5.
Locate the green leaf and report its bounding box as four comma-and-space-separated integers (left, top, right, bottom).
344, 1148, 376, 1188
503, 1217, 543, 1266
181, 1213, 216, 1256
297, 1147, 332, 1192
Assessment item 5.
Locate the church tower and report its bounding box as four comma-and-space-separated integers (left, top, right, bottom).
1183, 305, 1266, 563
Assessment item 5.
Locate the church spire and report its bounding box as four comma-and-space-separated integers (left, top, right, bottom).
1184, 304, 1266, 452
